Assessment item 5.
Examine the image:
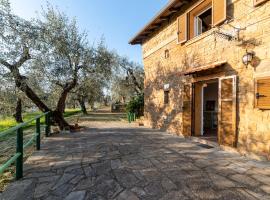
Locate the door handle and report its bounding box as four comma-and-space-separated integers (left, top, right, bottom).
256, 93, 266, 99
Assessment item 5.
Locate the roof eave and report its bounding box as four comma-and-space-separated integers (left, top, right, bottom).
129, 0, 188, 45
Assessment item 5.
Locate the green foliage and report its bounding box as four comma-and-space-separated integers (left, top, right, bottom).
111, 57, 144, 103
126, 94, 144, 117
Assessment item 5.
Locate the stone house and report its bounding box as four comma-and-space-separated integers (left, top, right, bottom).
130, 0, 270, 160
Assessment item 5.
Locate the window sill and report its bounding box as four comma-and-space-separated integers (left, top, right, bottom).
255, 107, 270, 110
185, 28, 217, 46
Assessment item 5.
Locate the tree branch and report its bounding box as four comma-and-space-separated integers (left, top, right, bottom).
54, 81, 65, 88
14, 46, 31, 68
0, 59, 13, 68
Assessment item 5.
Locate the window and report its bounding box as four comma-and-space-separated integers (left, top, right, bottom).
165, 49, 170, 59
255, 77, 270, 109
177, 0, 227, 43
164, 91, 169, 104
195, 7, 212, 37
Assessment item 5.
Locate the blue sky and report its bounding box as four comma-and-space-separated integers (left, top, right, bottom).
9, 0, 168, 64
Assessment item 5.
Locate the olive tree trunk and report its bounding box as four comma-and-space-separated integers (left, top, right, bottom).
13, 98, 23, 123
78, 98, 87, 114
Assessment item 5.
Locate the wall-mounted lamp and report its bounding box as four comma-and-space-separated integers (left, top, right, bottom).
164, 83, 170, 91
242, 50, 255, 67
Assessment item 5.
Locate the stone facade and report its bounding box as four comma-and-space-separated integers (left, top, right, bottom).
140, 0, 270, 160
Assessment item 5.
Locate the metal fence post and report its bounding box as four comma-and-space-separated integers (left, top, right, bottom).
128, 112, 131, 123
130, 112, 132, 123
45, 112, 51, 137
131, 113, 135, 121
36, 118, 41, 150
16, 128, 23, 180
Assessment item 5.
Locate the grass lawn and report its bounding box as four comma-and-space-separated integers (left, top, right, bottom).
0, 108, 81, 133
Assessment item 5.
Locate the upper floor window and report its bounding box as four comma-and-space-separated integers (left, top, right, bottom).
195, 7, 212, 37
177, 0, 227, 44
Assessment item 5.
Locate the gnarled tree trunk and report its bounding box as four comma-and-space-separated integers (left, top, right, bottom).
1, 48, 77, 130
13, 98, 23, 123
51, 110, 70, 130
78, 98, 87, 114
56, 90, 68, 114
7, 64, 71, 130
17, 77, 71, 130
54, 79, 78, 129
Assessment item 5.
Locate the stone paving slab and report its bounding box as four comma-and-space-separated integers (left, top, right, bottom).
1, 121, 270, 200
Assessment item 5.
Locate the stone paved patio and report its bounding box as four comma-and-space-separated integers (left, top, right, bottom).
1, 119, 270, 200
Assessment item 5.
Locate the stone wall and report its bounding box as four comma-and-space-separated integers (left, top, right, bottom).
142, 0, 270, 160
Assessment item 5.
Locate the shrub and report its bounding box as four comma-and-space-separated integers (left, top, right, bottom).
126, 94, 144, 117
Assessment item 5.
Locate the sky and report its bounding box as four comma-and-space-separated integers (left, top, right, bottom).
9, 0, 168, 64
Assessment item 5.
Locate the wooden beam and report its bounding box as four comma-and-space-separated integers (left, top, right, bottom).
191, 72, 225, 83
149, 26, 159, 30
182, 0, 189, 4
160, 16, 169, 21
169, 8, 178, 13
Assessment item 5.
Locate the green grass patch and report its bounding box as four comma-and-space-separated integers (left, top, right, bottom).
0, 108, 81, 133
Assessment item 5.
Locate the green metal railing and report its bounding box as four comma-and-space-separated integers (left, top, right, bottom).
127, 112, 136, 123
0, 112, 51, 180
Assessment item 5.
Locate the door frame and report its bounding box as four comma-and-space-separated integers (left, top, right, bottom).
191, 73, 225, 140
201, 86, 204, 136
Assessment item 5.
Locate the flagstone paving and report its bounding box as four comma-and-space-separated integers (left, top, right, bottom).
1, 120, 270, 200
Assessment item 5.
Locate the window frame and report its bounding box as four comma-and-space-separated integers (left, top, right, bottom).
194, 6, 212, 37
177, 0, 227, 43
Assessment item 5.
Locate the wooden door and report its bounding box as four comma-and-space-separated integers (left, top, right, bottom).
182, 84, 192, 136
218, 76, 237, 147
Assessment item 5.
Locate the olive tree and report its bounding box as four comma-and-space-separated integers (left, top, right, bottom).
111, 56, 144, 103
71, 41, 114, 114
0, 1, 114, 129
0, 0, 45, 120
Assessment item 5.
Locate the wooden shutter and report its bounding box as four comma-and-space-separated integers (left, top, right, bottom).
177, 13, 187, 44
254, 0, 268, 6
182, 84, 192, 136
212, 0, 227, 26
218, 76, 237, 147
255, 77, 270, 109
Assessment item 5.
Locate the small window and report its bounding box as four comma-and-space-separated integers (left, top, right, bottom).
165, 49, 170, 59
195, 7, 212, 37
255, 77, 270, 109
164, 91, 169, 104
